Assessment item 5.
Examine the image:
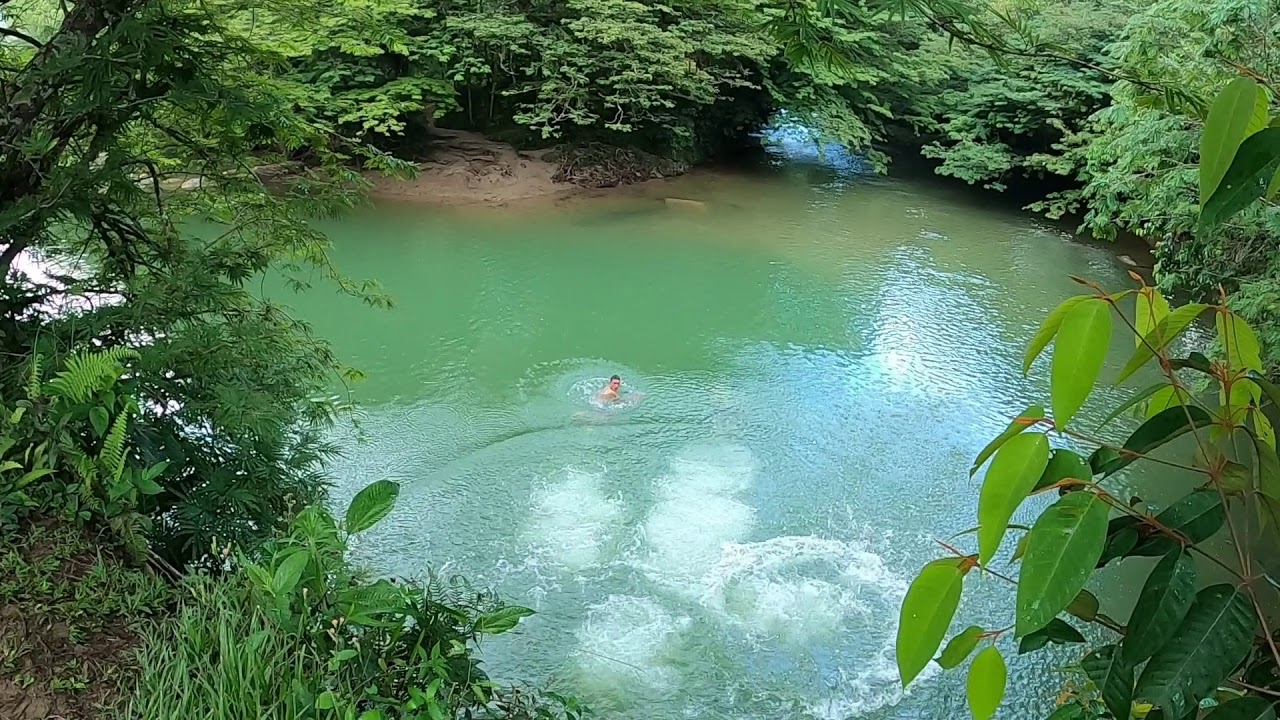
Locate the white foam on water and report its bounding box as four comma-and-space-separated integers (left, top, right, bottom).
573, 594, 691, 690
522, 467, 622, 571
699, 535, 922, 718
638, 444, 758, 589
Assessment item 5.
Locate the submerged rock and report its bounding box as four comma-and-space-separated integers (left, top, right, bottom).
664, 197, 706, 209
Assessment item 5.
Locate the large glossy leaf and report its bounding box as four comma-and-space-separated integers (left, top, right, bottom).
1023, 295, 1091, 374
1093, 406, 1215, 478
1016, 492, 1109, 637
1135, 288, 1172, 347
898, 557, 968, 686
1051, 298, 1112, 429
345, 479, 400, 534
1206, 698, 1278, 720
1034, 448, 1091, 492
978, 432, 1050, 563
1218, 311, 1264, 373
938, 626, 984, 670
1200, 77, 1261, 204
1123, 549, 1197, 664
1202, 127, 1280, 228
1134, 585, 1257, 718
1205, 697, 1278, 720
970, 405, 1044, 477
1115, 304, 1211, 384
1082, 645, 1135, 720
1134, 490, 1227, 555
967, 646, 1006, 720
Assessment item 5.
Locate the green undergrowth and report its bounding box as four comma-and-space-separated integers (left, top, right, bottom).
117, 482, 583, 720
0, 521, 173, 719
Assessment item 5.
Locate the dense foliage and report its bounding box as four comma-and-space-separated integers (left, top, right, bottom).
899, 282, 1280, 719
904, 0, 1280, 374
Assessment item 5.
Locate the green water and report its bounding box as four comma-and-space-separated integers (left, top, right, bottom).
283, 147, 1193, 719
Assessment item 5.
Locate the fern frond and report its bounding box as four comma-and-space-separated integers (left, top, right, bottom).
100, 407, 131, 484
47, 348, 138, 404
26, 354, 43, 401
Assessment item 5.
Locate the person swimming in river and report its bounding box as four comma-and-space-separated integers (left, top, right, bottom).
597, 375, 623, 403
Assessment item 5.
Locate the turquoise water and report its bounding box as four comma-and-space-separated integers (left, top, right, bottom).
280, 145, 1189, 719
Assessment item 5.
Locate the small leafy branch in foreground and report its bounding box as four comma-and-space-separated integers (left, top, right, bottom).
127, 478, 583, 720
897, 275, 1280, 719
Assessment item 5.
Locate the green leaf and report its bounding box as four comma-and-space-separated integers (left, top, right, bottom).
1123, 549, 1197, 664
345, 479, 400, 534
1016, 491, 1109, 637
89, 406, 109, 437
1093, 406, 1215, 477
1218, 311, 1264, 374
1205, 697, 1278, 720
316, 690, 337, 710
938, 626, 985, 669
12, 467, 52, 489
1098, 383, 1174, 429
1045, 702, 1086, 720
1098, 523, 1140, 567
1252, 428, 1280, 499
978, 432, 1051, 563
1024, 296, 1091, 374
897, 557, 967, 686
967, 646, 1006, 720
1248, 371, 1280, 412
1135, 288, 1172, 347
1201, 77, 1261, 204
1051, 298, 1112, 429
1146, 385, 1190, 420
1134, 585, 1257, 719
970, 405, 1044, 477
1034, 448, 1092, 492
1170, 352, 1215, 376
1066, 589, 1100, 622
1220, 461, 1251, 495
133, 474, 164, 495
1044, 617, 1086, 644
1019, 629, 1051, 654
273, 549, 310, 597
1116, 304, 1211, 384
475, 605, 535, 635
1134, 491, 1226, 555
1082, 645, 1135, 720
1202, 127, 1280, 228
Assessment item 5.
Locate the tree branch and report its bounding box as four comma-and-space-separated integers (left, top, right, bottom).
0, 27, 43, 49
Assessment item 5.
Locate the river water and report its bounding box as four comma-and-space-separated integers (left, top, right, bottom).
282, 143, 1184, 719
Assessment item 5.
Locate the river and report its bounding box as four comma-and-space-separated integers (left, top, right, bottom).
280, 141, 1188, 719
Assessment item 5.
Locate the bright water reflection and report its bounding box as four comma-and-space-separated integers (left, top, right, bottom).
280, 147, 1186, 719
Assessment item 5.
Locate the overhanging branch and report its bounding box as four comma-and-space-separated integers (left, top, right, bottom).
0, 27, 44, 49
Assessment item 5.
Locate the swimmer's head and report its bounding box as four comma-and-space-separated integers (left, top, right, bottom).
609, 375, 621, 390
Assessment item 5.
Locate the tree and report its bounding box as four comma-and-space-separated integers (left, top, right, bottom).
1, 0, 405, 561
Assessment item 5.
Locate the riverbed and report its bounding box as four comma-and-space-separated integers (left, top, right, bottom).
281, 143, 1184, 719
